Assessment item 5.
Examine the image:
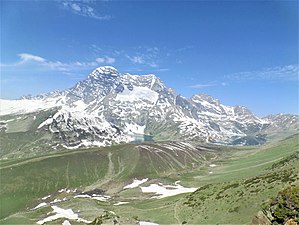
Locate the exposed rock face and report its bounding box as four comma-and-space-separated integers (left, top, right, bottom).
252, 210, 271, 225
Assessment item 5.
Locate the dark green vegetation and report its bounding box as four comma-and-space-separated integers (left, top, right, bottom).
181, 164, 298, 224
260, 185, 299, 224
0, 134, 298, 224
87, 211, 117, 225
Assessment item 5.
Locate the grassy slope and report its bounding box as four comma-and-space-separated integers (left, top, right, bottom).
0, 142, 218, 222
0, 149, 109, 219
95, 135, 299, 224
177, 134, 299, 224
0, 135, 298, 224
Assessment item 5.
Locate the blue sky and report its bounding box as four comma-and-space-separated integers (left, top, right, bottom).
1, 0, 298, 116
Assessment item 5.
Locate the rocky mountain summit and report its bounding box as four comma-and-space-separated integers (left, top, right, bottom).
1, 66, 298, 151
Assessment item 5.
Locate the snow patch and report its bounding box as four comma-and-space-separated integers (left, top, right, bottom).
91, 196, 111, 201
139, 222, 160, 225
50, 198, 64, 204
123, 178, 148, 189
41, 195, 51, 200
140, 182, 197, 199
209, 164, 217, 167
124, 123, 146, 135
58, 188, 77, 193
36, 206, 91, 224
0, 118, 15, 123
72, 100, 87, 111
115, 86, 159, 104
32, 202, 47, 210
113, 202, 129, 206
73, 194, 90, 198
0, 98, 62, 116
74, 194, 111, 202
62, 220, 72, 225
38, 118, 53, 129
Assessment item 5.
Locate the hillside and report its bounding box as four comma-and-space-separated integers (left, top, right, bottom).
1, 134, 298, 224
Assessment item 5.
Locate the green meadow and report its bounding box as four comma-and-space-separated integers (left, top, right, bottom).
1, 135, 298, 224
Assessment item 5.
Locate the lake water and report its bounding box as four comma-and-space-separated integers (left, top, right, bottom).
130, 134, 154, 143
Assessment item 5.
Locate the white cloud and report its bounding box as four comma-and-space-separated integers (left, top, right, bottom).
71, 3, 81, 12
95, 57, 105, 63
125, 47, 161, 66
149, 63, 158, 68
105, 57, 115, 64
89, 45, 168, 70
155, 68, 169, 72
176, 45, 195, 52
1, 53, 114, 73
146, 47, 159, 54
0, 53, 46, 67
221, 82, 229, 86
126, 55, 145, 64
188, 83, 217, 89
18, 53, 46, 63
188, 81, 229, 89
96, 56, 115, 64
61, 0, 111, 20
228, 64, 299, 81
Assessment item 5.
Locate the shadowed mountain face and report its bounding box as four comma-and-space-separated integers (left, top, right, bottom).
0, 66, 298, 155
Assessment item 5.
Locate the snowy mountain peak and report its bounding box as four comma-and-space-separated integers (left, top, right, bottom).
233, 105, 254, 117
1, 66, 298, 150
191, 94, 220, 105
88, 66, 120, 79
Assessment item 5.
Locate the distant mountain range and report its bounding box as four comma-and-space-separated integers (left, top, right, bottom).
0, 66, 298, 157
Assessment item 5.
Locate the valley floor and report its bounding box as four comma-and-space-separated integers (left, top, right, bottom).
0, 135, 298, 225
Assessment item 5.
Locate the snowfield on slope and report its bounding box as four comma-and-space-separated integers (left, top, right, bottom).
115, 86, 159, 104
123, 178, 149, 189
73, 194, 111, 201
0, 99, 61, 116
32, 202, 47, 210
36, 206, 91, 224
139, 222, 160, 225
140, 181, 197, 199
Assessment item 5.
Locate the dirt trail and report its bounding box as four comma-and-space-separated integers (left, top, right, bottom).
173, 201, 180, 224
84, 152, 116, 191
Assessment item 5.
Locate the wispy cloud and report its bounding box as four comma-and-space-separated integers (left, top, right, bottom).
221, 82, 229, 86
227, 64, 299, 81
126, 55, 145, 64
89, 44, 169, 72
1, 53, 47, 67
60, 0, 111, 20
176, 45, 195, 52
188, 82, 228, 89
155, 68, 169, 72
45, 60, 97, 72
18, 53, 46, 63
124, 46, 164, 69
188, 83, 217, 89
1, 53, 115, 73
96, 56, 115, 64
